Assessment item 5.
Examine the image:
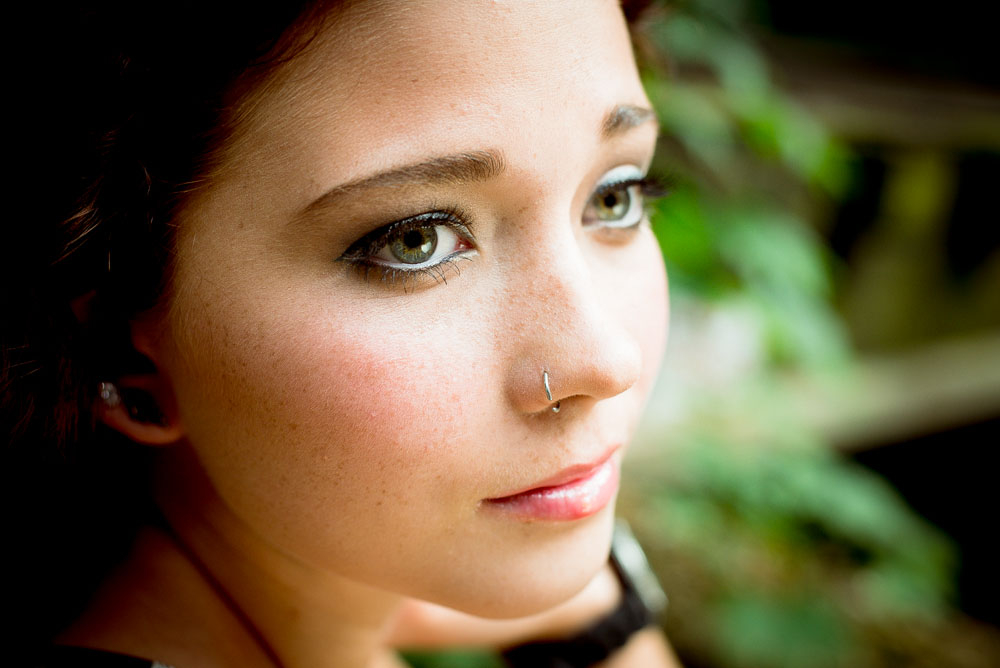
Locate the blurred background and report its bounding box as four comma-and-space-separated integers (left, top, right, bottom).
622, 0, 1000, 665
404, 0, 1000, 666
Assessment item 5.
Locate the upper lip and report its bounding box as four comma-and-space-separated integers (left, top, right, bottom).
486, 445, 620, 500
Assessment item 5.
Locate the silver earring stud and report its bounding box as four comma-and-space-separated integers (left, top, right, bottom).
543, 371, 560, 413
98, 381, 121, 409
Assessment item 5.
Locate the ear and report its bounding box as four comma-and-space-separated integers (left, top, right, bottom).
96, 319, 185, 446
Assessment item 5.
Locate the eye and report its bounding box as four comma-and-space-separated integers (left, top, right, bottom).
583, 165, 662, 232
338, 210, 476, 287
375, 223, 453, 266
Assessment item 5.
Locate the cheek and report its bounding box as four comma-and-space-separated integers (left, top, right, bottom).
164, 287, 490, 567
603, 232, 669, 403
638, 238, 669, 387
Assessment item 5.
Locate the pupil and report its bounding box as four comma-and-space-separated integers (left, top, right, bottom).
597, 189, 630, 220
391, 225, 437, 264
403, 230, 424, 249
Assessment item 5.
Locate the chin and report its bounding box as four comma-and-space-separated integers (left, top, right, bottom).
424, 503, 618, 619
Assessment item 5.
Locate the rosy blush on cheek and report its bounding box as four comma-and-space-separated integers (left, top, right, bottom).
166, 287, 492, 526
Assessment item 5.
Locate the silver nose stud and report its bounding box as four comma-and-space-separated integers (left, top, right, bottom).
543, 371, 560, 413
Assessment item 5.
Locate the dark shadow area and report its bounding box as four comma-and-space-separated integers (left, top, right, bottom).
754, 0, 1000, 88
852, 415, 1000, 628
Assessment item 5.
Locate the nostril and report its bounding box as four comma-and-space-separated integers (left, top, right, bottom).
579, 318, 643, 401
595, 348, 642, 400
508, 332, 642, 415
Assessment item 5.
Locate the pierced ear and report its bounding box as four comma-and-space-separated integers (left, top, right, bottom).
96, 316, 185, 446
97, 375, 184, 445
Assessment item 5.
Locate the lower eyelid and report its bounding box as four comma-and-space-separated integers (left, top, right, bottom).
593, 218, 648, 240
347, 252, 474, 291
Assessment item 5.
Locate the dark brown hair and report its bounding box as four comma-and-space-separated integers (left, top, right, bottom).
2, 2, 323, 652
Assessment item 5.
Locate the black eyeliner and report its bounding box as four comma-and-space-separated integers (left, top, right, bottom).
336, 206, 477, 290
338, 209, 473, 262
593, 174, 668, 202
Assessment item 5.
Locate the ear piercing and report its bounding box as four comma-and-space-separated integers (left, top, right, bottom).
98, 381, 121, 408
543, 371, 560, 413
97, 381, 167, 425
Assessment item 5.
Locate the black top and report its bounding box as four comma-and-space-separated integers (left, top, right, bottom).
32, 646, 170, 668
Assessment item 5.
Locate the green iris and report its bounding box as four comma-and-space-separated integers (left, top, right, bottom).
390, 226, 438, 264
593, 188, 631, 221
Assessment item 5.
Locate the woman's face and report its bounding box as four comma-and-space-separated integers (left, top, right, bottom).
153, 0, 667, 617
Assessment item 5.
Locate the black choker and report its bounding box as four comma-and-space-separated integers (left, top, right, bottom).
501, 520, 668, 668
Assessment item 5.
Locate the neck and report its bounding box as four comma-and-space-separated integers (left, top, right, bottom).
153, 446, 405, 668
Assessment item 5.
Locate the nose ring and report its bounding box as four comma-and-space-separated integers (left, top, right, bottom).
543, 371, 560, 413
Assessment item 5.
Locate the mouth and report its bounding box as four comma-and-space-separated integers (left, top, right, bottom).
482, 448, 620, 521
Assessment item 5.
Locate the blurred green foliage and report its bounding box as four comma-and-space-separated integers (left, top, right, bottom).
639, 0, 852, 368
624, 423, 956, 667
628, 1, 971, 666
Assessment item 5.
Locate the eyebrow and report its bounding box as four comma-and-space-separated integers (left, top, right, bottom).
601, 103, 658, 140
299, 103, 657, 217
299, 150, 506, 219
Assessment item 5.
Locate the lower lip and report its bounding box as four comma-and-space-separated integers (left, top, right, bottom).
483, 459, 619, 521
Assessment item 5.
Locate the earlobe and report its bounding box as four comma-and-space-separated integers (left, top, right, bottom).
97, 377, 185, 445
96, 318, 186, 446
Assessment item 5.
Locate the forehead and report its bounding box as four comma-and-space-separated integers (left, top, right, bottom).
217, 0, 646, 185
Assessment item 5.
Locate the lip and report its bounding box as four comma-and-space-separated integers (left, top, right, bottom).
482, 448, 620, 521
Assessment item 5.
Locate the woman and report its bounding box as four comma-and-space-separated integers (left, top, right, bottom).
3, 1, 675, 666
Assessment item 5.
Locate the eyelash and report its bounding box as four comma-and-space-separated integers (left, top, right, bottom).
588, 176, 666, 227
336, 175, 666, 290
595, 176, 666, 203
338, 208, 477, 290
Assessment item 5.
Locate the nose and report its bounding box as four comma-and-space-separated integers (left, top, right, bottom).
503, 227, 643, 415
